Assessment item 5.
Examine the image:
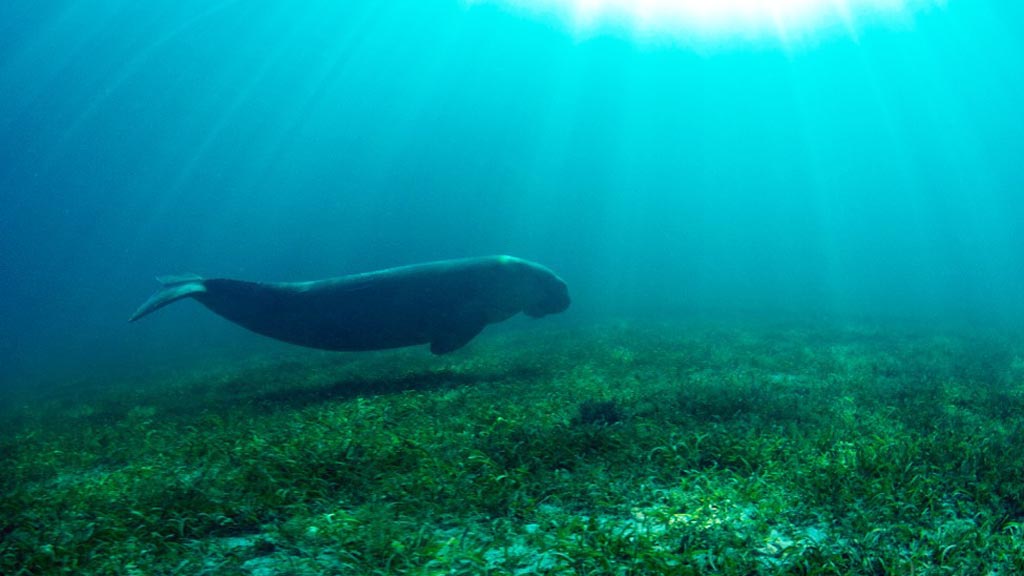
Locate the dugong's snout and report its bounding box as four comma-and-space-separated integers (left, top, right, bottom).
524, 273, 570, 318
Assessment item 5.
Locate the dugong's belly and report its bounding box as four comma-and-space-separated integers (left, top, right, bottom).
196, 276, 486, 352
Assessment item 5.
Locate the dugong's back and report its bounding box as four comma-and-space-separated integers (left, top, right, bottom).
130, 256, 570, 354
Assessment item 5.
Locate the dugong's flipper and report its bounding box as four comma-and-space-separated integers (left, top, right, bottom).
430, 320, 486, 355
129, 274, 206, 322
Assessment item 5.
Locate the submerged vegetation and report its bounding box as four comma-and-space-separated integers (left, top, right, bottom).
3, 320, 1024, 574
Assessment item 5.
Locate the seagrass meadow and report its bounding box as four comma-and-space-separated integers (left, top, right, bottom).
4, 320, 1024, 575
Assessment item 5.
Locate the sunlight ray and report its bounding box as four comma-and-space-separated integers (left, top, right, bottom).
469, 0, 946, 44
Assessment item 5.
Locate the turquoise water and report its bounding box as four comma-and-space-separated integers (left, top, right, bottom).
1, 0, 1022, 387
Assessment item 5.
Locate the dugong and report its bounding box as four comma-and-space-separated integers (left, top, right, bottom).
130, 255, 570, 354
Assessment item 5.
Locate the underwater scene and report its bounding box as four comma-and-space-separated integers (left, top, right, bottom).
2, 0, 1024, 574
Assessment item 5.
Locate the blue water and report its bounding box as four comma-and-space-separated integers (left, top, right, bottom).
1, 1, 1022, 390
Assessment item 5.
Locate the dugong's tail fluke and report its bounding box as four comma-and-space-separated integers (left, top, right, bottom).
129, 274, 207, 322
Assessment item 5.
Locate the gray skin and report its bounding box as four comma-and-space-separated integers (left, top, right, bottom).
130, 255, 570, 354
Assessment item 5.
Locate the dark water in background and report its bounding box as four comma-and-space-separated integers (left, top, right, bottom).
1, 1, 1022, 391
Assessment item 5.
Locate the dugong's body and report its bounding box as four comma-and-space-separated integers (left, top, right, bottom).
130, 255, 570, 354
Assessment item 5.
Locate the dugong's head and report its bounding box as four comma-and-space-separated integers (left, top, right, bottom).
500, 256, 570, 318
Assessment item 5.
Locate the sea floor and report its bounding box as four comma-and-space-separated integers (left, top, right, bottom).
3, 319, 1024, 575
